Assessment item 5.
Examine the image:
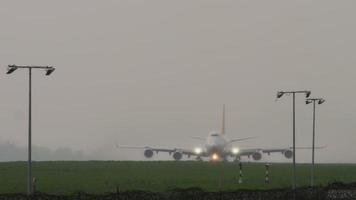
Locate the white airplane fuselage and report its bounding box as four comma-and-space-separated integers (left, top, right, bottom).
204, 132, 229, 160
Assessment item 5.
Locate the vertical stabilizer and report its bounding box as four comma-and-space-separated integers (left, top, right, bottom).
221, 104, 225, 135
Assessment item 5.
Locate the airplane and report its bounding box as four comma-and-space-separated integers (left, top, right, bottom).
118, 105, 323, 162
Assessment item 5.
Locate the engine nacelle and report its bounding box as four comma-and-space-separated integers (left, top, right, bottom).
173, 152, 183, 161
144, 149, 154, 158
283, 150, 293, 159
252, 152, 262, 161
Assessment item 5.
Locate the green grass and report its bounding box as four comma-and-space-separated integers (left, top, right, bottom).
0, 161, 355, 194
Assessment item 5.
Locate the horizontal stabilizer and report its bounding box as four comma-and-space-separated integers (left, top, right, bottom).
189, 136, 206, 141
229, 136, 257, 143
116, 145, 147, 149
293, 145, 327, 150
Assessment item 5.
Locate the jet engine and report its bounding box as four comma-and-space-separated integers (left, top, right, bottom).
173, 151, 183, 161
144, 149, 154, 158
252, 152, 262, 161
283, 149, 293, 159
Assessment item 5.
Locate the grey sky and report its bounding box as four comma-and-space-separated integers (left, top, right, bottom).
0, 0, 355, 162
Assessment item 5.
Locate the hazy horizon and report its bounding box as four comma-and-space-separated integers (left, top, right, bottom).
1, 0, 356, 163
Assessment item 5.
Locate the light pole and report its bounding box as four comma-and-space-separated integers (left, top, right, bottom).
6, 65, 55, 195
306, 98, 325, 187
276, 90, 311, 191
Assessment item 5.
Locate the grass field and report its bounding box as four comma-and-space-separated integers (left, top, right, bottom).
0, 161, 355, 194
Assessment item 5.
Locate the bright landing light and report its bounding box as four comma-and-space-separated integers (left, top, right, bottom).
194, 147, 202, 154
232, 148, 240, 155
212, 153, 219, 160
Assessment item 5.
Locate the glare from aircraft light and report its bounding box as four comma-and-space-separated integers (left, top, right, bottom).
212, 153, 219, 160
194, 147, 202, 154
232, 148, 240, 154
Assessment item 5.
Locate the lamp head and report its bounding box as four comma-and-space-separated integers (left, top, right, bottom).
6, 65, 18, 74
305, 91, 311, 98
277, 91, 284, 98
45, 67, 55, 76
306, 100, 312, 104
318, 99, 325, 105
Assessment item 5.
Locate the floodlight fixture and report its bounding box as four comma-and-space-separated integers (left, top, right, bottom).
318, 99, 325, 105
276, 89, 312, 192
277, 91, 284, 98
306, 98, 325, 105
45, 67, 55, 76
277, 90, 311, 98
6, 65, 18, 74
306, 91, 311, 98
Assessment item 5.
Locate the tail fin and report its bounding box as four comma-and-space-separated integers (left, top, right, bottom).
221, 104, 225, 135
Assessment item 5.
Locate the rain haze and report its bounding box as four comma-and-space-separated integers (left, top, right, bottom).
0, 0, 355, 163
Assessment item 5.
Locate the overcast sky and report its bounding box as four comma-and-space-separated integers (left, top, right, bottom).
0, 0, 355, 163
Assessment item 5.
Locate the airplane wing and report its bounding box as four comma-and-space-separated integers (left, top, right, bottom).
227, 146, 326, 160
117, 145, 207, 159
262, 145, 327, 154
228, 148, 262, 157
228, 136, 256, 143
117, 145, 177, 153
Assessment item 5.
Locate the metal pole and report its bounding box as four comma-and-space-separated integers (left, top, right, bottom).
6, 65, 54, 195
292, 92, 296, 190
238, 162, 243, 184
311, 100, 316, 187
265, 164, 270, 184
28, 68, 32, 195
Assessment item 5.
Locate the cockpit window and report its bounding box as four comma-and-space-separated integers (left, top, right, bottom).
211, 133, 219, 136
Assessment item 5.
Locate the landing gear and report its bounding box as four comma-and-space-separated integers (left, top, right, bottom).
222, 155, 229, 162
234, 156, 241, 163
196, 156, 203, 162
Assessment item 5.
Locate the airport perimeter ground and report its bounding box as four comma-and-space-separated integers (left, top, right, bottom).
0, 161, 355, 194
